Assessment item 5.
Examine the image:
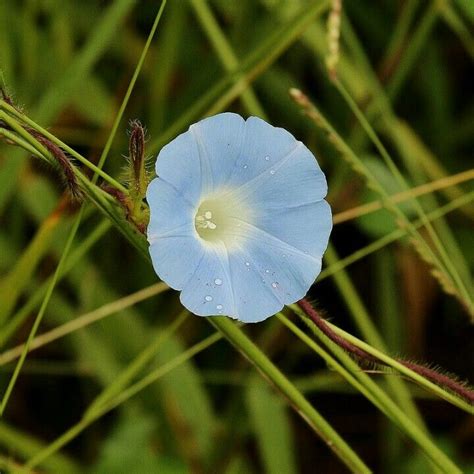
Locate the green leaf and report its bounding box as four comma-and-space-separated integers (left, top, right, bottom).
33, 0, 136, 124
73, 76, 114, 126
246, 378, 297, 474
453, 0, 474, 22
357, 156, 416, 238
91, 415, 188, 474
0, 422, 80, 474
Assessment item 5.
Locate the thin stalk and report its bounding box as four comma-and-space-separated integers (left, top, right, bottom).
291, 88, 472, 314
0, 283, 169, 367
322, 191, 474, 281
0, 220, 111, 348
325, 320, 473, 413
23, 332, 224, 472
379, 0, 420, 79
0, 0, 168, 415
0, 207, 85, 415
93, 0, 167, 176
0, 110, 51, 163
190, 0, 266, 118
84, 310, 189, 417
290, 306, 462, 473
277, 314, 390, 414
332, 169, 474, 225
0, 105, 126, 192
0, 127, 42, 157
333, 78, 473, 313
210, 317, 371, 474
386, 1, 439, 101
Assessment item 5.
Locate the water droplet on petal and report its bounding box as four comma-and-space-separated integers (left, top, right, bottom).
265, 269, 270, 273
216, 304, 223, 310
271, 282, 278, 288
205, 295, 213, 302
243, 164, 248, 169
245, 261, 250, 267
270, 170, 275, 175
214, 278, 222, 286
265, 155, 270, 161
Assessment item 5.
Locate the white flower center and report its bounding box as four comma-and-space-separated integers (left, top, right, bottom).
194, 191, 252, 247
195, 210, 217, 230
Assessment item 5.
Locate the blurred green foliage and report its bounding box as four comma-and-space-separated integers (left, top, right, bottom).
0, 0, 473, 472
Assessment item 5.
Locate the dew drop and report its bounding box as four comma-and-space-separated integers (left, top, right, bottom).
216, 304, 223, 310
270, 169, 275, 175
264, 155, 270, 161
205, 295, 213, 302
214, 278, 223, 286
265, 269, 270, 273
271, 282, 278, 288
245, 261, 250, 267
243, 164, 248, 169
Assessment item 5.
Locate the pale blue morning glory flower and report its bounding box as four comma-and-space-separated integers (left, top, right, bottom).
146, 113, 332, 323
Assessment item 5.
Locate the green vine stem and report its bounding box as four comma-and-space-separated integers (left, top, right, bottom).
283, 309, 463, 473
291, 303, 472, 413
209, 317, 371, 473
0, 104, 126, 193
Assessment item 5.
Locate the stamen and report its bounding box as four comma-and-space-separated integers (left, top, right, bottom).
194, 192, 253, 246
195, 209, 217, 230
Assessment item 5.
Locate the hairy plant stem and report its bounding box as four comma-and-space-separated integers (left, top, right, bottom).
297, 299, 474, 405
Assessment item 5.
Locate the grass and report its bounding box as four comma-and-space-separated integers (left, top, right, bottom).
0, 0, 473, 472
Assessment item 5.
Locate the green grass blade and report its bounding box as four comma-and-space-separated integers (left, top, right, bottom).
210, 317, 371, 474
246, 378, 297, 474
190, 0, 266, 118
33, 0, 136, 123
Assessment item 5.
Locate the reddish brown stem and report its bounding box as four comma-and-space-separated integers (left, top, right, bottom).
401, 361, 474, 404
27, 128, 82, 200
297, 298, 474, 404
297, 299, 378, 363
1, 89, 81, 199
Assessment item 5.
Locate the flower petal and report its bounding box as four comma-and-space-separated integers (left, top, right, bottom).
180, 218, 321, 322
225, 228, 321, 322
149, 235, 204, 290
225, 116, 301, 189
146, 178, 195, 240
178, 243, 283, 323
147, 178, 204, 290
179, 243, 237, 318
178, 219, 321, 323
255, 200, 332, 258
189, 112, 246, 193
227, 141, 327, 209
155, 129, 202, 205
